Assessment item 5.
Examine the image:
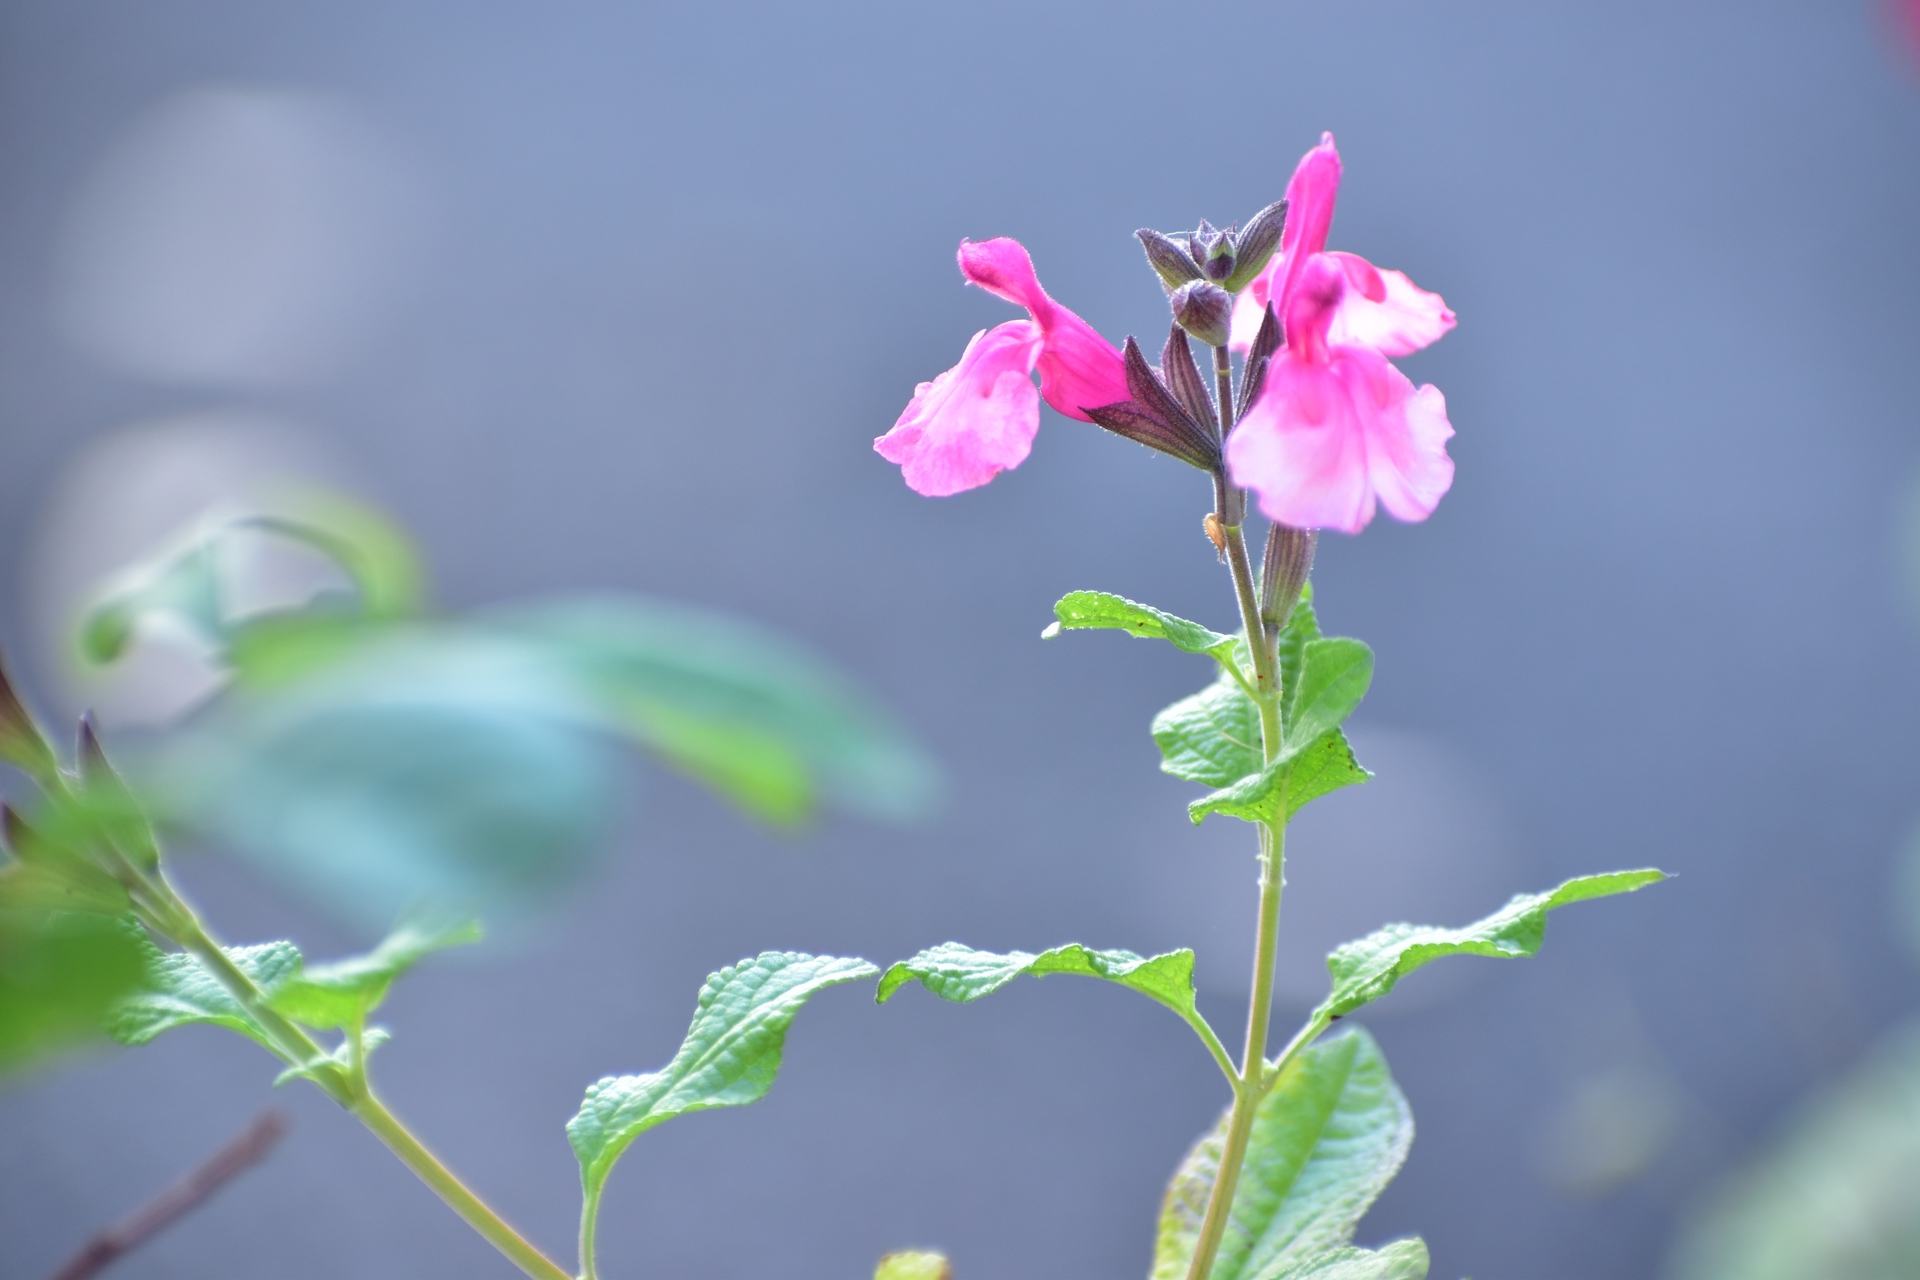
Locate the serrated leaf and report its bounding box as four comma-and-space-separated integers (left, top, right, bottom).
1153, 669, 1263, 787
1264, 1240, 1429, 1280
568, 951, 876, 1197
1187, 732, 1371, 827
1043, 591, 1238, 662
270, 917, 479, 1030
1283, 639, 1372, 753
1274, 589, 1321, 703
1152, 1028, 1414, 1280
107, 934, 303, 1051
1317, 870, 1668, 1020
876, 941, 1199, 1020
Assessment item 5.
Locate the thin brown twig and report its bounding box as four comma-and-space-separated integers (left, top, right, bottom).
47, 1109, 289, 1280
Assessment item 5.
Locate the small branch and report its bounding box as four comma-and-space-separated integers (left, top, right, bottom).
48, 1110, 288, 1280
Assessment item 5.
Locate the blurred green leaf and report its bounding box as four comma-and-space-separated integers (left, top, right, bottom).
877, 941, 1199, 1021
144, 631, 615, 932
107, 933, 301, 1052
0, 910, 146, 1074
1043, 590, 1239, 663
1153, 1029, 1414, 1280
270, 916, 478, 1030
1667, 1021, 1920, 1280
489, 596, 940, 827
1316, 870, 1667, 1020
874, 1251, 951, 1280
568, 952, 876, 1269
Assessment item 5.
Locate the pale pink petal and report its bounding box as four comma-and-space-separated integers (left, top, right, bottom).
1326, 256, 1456, 357
1226, 353, 1374, 534
1227, 343, 1454, 534
956, 236, 1125, 421
1228, 255, 1279, 353
875, 321, 1042, 496
1365, 381, 1454, 521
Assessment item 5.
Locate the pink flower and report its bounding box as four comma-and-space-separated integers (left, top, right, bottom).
1226, 249, 1454, 535
876, 238, 1128, 496
1228, 135, 1455, 358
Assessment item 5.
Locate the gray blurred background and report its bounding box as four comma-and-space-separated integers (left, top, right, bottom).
4, 2, 1920, 1277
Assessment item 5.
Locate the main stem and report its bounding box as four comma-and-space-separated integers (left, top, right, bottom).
1183, 346, 1291, 1280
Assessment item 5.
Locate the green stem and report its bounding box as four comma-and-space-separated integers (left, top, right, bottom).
139, 876, 572, 1280
1182, 1007, 1240, 1088
353, 1091, 574, 1280
1184, 349, 1295, 1278
579, 1186, 602, 1280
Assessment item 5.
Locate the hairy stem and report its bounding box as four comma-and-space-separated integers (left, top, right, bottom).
1183, 343, 1295, 1280
353, 1091, 574, 1280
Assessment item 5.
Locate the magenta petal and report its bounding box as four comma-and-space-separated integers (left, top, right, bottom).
957, 238, 1054, 323
875, 321, 1043, 496
1327, 259, 1457, 357
1226, 343, 1454, 534
1034, 308, 1128, 422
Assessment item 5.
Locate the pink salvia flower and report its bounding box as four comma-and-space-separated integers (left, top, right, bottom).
1226, 251, 1455, 535
876, 238, 1127, 496
1228, 135, 1456, 358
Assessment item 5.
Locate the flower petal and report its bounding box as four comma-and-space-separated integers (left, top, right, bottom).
957, 237, 1126, 421
875, 321, 1043, 496
1226, 343, 1453, 534
1326, 255, 1456, 357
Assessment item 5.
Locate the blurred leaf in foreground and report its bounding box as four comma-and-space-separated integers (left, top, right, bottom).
1666, 1022, 1920, 1280
0, 910, 146, 1073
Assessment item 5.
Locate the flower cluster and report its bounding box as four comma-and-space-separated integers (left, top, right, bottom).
874, 134, 1457, 535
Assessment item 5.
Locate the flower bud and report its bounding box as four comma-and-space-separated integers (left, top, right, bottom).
1193, 219, 1235, 282
0, 656, 58, 784
1136, 228, 1203, 290
1170, 280, 1233, 348
1260, 524, 1318, 634
1224, 199, 1287, 292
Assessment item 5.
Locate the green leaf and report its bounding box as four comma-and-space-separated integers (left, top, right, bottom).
270, 917, 479, 1030
1186, 732, 1372, 827
490, 597, 940, 828
1667, 1020, 1920, 1280
273, 1026, 391, 1089
1043, 591, 1238, 662
1153, 668, 1263, 787
1162, 588, 1373, 828
1263, 1241, 1430, 1280
1283, 639, 1372, 755
107, 934, 303, 1052
567, 951, 876, 1204
0, 910, 147, 1074
876, 941, 1199, 1020
874, 1251, 952, 1280
1152, 1028, 1414, 1280
1318, 870, 1668, 1020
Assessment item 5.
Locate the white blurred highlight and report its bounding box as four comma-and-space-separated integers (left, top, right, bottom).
27, 412, 347, 727
52, 85, 429, 387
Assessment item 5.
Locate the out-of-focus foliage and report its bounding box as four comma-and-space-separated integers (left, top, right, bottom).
873, 1251, 952, 1280
1666, 1023, 1920, 1280
76, 491, 939, 931
0, 910, 145, 1072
